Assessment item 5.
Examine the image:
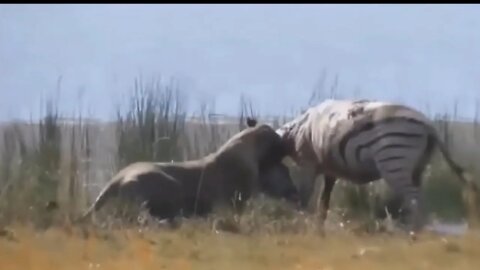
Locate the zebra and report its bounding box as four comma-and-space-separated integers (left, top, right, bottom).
276, 99, 479, 235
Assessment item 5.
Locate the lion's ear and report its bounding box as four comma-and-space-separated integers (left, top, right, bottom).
246, 117, 257, 127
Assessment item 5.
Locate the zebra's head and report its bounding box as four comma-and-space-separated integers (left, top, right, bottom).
275, 108, 311, 138
275, 120, 295, 140
275, 109, 312, 161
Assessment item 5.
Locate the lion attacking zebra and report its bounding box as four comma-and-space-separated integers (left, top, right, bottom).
276, 99, 479, 235
78, 119, 299, 224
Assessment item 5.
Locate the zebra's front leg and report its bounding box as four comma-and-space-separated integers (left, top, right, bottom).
297, 163, 320, 211
318, 175, 336, 226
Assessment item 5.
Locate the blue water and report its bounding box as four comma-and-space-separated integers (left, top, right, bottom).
425, 221, 468, 236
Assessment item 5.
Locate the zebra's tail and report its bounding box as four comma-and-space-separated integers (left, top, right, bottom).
433, 132, 479, 224
433, 134, 477, 191
75, 180, 120, 224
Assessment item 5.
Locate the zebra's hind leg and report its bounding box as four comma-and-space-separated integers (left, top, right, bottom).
376, 166, 426, 239
400, 184, 425, 238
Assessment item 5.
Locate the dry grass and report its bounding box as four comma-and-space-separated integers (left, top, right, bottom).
1, 224, 480, 270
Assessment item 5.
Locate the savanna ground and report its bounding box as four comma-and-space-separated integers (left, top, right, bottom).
2, 221, 480, 270
1, 76, 480, 269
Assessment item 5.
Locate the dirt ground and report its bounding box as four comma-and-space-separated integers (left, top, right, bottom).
1, 224, 480, 270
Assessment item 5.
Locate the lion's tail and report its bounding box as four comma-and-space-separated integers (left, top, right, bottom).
75, 180, 120, 223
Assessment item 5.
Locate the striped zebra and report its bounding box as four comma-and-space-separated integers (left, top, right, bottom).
277, 99, 478, 234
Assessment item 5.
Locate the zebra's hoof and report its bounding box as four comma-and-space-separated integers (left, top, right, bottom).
409, 231, 418, 242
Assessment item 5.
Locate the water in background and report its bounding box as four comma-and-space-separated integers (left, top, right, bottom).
426, 220, 469, 236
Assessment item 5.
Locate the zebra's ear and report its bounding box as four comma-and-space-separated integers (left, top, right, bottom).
246, 117, 257, 127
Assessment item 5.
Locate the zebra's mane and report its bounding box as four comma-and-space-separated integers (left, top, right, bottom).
276, 108, 312, 138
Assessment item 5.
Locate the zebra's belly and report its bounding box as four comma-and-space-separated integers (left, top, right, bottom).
333, 167, 380, 184
322, 151, 380, 184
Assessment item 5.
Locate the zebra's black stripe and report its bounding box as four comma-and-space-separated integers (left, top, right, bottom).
338, 117, 426, 166
377, 155, 405, 164
353, 134, 423, 165
386, 167, 404, 174
374, 142, 420, 155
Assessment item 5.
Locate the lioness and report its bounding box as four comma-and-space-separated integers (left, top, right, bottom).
79, 119, 298, 222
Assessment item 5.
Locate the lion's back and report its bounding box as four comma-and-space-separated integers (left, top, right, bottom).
111, 162, 183, 202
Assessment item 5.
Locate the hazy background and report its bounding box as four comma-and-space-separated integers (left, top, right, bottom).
1, 4, 480, 121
